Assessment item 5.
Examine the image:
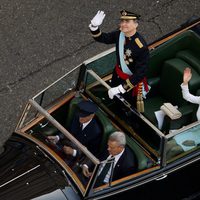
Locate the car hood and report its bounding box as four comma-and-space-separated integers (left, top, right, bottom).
32, 187, 80, 200
0, 134, 78, 200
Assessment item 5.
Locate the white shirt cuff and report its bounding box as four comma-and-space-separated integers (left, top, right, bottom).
181, 83, 189, 90
89, 23, 98, 31
72, 149, 77, 157
83, 164, 89, 169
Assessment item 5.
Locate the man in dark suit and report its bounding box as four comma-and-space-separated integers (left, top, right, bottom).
47, 100, 102, 159
82, 131, 137, 186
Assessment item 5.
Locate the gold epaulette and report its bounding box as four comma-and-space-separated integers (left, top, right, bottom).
135, 38, 143, 48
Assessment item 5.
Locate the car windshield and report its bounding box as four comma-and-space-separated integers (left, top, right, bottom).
84, 68, 163, 158
16, 99, 101, 195
33, 66, 80, 109
16, 66, 80, 131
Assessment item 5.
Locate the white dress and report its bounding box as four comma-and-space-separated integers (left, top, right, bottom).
181, 83, 200, 121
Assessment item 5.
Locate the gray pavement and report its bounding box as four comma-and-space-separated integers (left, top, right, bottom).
0, 0, 200, 151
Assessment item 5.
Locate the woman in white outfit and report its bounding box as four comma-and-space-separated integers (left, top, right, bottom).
180, 67, 200, 120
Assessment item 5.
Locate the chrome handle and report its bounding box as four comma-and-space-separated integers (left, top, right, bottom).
39, 122, 49, 128
155, 174, 168, 181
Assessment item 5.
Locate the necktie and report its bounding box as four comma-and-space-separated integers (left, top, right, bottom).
79, 123, 83, 131
95, 156, 114, 186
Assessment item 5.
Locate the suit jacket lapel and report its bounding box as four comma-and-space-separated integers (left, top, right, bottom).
113, 148, 126, 177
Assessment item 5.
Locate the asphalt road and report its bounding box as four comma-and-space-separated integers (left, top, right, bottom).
0, 0, 200, 152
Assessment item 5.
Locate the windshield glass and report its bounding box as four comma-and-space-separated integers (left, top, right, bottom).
16, 100, 99, 195
33, 66, 80, 109
92, 158, 115, 189
84, 48, 116, 78
16, 67, 80, 130
166, 122, 200, 161
84, 69, 163, 158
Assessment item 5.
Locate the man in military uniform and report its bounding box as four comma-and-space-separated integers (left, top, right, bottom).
89, 10, 149, 111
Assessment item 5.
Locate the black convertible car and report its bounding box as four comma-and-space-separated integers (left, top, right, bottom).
0, 18, 200, 200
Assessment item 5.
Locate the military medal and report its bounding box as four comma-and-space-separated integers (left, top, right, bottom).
125, 49, 132, 57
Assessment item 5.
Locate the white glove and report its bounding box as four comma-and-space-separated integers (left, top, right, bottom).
108, 85, 126, 99
89, 10, 105, 31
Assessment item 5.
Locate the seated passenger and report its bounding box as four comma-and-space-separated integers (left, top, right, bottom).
82, 131, 137, 186
181, 67, 200, 120
47, 100, 102, 161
